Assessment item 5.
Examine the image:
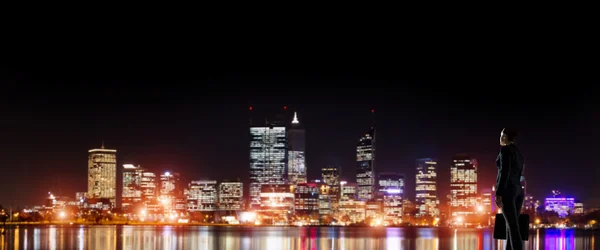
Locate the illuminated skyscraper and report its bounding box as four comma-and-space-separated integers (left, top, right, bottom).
140, 170, 158, 212
122, 164, 143, 211
415, 158, 439, 217
288, 112, 307, 185
160, 171, 182, 212
450, 154, 478, 218
249, 110, 288, 208
219, 182, 244, 211
356, 127, 375, 200
87, 143, 117, 207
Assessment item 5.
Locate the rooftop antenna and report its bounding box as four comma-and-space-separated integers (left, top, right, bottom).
292, 112, 299, 124
101, 140, 105, 149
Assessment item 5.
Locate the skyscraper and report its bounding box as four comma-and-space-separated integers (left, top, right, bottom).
249, 110, 288, 208
160, 171, 182, 212
122, 164, 143, 211
140, 170, 158, 213
450, 155, 478, 219
288, 112, 306, 185
415, 158, 439, 217
356, 127, 375, 200
87, 143, 117, 207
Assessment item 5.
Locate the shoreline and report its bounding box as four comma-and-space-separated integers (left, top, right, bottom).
1, 223, 593, 231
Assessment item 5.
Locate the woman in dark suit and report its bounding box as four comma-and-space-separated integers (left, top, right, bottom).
495, 127, 525, 250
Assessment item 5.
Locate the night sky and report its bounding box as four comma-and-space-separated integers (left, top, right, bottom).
1, 66, 598, 208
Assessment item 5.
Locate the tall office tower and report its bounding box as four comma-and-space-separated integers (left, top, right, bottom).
356, 127, 376, 200
219, 182, 244, 211
160, 171, 181, 212
415, 158, 439, 217
288, 112, 306, 185
140, 171, 158, 212
450, 154, 478, 217
122, 164, 144, 211
186, 180, 218, 211
249, 108, 288, 208
87, 143, 117, 207
322, 166, 340, 186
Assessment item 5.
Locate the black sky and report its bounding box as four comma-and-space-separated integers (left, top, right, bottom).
1, 66, 599, 208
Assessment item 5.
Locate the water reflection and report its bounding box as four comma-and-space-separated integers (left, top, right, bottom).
0, 225, 597, 249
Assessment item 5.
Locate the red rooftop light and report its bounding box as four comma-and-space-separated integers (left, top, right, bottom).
249, 106, 253, 111
284, 105, 287, 110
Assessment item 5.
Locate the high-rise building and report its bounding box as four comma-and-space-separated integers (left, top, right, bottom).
356, 127, 376, 200
186, 180, 218, 211
288, 112, 306, 185
219, 182, 244, 211
160, 171, 181, 212
415, 158, 439, 217
122, 164, 144, 211
322, 166, 340, 186
249, 113, 288, 208
450, 155, 478, 220
140, 171, 158, 213
87, 143, 117, 207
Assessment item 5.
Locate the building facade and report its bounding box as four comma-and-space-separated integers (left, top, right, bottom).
160, 171, 181, 212
288, 112, 307, 185
186, 180, 218, 211
250, 124, 288, 208
356, 127, 376, 200
219, 182, 243, 211
416, 158, 439, 217
122, 164, 143, 211
293, 183, 319, 216
450, 155, 478, 214
87, 144, 117, 206
140, 171, 159, 213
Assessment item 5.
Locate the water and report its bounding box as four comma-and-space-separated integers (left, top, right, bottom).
0, 226, 597, 250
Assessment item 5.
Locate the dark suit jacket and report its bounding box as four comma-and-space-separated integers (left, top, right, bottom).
495, 144, 524, 196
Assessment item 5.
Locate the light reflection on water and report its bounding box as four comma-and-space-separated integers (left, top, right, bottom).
0, 226, 596, 250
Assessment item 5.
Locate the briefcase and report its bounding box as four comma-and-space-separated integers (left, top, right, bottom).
493, 213, 529, 240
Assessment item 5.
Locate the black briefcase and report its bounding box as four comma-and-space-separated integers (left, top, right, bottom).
493, 213, 529, 240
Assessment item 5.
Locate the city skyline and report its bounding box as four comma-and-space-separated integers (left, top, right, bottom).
0, 77, 597, 209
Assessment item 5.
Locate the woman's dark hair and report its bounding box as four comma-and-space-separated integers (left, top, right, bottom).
502, 127, 518, 142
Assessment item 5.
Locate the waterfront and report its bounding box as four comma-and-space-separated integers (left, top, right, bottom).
0, 226, 597, 250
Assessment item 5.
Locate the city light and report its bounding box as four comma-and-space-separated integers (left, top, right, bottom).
477, 205, 483, 212
165, 172, 171, 176
386, 189, 401, 194
59, 211, 66, 219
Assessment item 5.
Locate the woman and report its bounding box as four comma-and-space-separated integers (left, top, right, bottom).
495, 127, 525, 250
